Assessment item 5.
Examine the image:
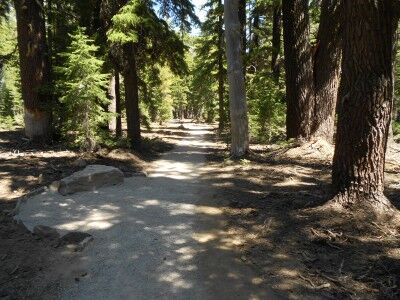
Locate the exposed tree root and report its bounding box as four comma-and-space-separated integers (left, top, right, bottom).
320, 192, 400, 223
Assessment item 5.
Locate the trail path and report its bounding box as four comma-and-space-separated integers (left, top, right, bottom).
16, 122, 280, 300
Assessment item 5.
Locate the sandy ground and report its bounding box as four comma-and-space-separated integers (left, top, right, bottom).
16, 122, 281, 300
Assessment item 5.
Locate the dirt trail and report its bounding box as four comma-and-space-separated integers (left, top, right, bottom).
16, 122, 280, 300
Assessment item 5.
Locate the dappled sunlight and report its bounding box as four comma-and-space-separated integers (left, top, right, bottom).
14, 122, 280, 299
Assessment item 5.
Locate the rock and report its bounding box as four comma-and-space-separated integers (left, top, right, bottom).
132, 171, 147, 177
59, 232, 93, 252
58, 165, 124, 195
47, 180, 60, 192
72, 158, 87, 168
33, 225, 60, 240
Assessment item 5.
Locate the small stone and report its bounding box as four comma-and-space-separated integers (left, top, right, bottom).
60, 232, 93, 252
33, 225, 60, 240
72, 158, 87, 168
48, 181, 60, 192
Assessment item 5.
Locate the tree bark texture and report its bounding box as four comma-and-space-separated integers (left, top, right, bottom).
282, 0, 341, 141
311, 0, 342, 141
271, 4, 281, 83
224, 0, 249, 157
123, 43, 141, 150
282, 0, 314, 139
238, 0, 246, 54
14, 0, 51, 141
332, 1, 399, 205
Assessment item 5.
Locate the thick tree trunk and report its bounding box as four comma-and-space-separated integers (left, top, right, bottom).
217, 0, 225, 131
224, 0, 249, 157
282, 0, 314, 139
238, 0, 246, 54
311, 0, 342, 141
332, 0, 399, 208
14, 0, 51, 141
282, 0, 341, 141
271, 4, 281, 83
123, 44, 141, 150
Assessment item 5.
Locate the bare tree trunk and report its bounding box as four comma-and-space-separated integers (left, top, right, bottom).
217, 0, 225, 131
14, 0, 51, 141
108, 75, 117, 132
271, 4, 281, 83
224, 0, 249, 157
123, 44, 141, 150
115, 71, 122, 138
282, 0, 313, 139
282, 0, 342, 142
238, 0, 246, 54
311, 0, 342, 142
332, 0, 399, 210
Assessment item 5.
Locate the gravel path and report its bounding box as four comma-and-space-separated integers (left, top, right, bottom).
16, 123, 280, 300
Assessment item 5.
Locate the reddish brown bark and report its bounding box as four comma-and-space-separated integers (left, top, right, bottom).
332, 1, 399, 207
14, 0, 52, 141
282, 0, 314, 139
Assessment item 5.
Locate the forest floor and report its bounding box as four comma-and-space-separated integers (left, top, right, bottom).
0, 121, 400, 299
206, 132, 400, 299
0, 127, 172, 299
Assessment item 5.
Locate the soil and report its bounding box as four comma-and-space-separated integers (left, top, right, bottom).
205, 133, 400, 299
1, 123, 400, 299
0, 126, 173, 300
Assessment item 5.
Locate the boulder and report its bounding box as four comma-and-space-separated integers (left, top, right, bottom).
58, 165, 124, 195
33, 225, 60, 240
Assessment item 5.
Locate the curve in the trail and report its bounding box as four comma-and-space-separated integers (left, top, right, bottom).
16, 122, 280, 300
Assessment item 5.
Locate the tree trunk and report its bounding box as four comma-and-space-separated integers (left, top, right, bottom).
282, 0, 314, 139
123, 44, 141, 150
271, 4, 281, 83
311, 0, 342, 141
282, 0, 342, 141
249, 5, 259, 55
108, 75, 117, 132
238, 0, 246, 54
224, 0, 249, 157
115, 71, 122, 138
332, 0, 399, 208
217, 0, 225, 131
14, 0, 51, 141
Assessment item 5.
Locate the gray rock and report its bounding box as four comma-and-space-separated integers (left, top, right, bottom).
33, 225, 60, 240
58, 165, 124, 195
60, 232, 93, 252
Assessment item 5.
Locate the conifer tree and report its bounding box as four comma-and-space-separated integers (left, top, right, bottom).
194, 0, 226, 129
56, 28, 111, 151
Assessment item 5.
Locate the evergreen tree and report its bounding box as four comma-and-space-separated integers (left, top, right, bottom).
106, 0, 192, 149
194, 0, 227, 129
224, 0, 249, 157
14, 0, 52, 141
56, 28, 111, 151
